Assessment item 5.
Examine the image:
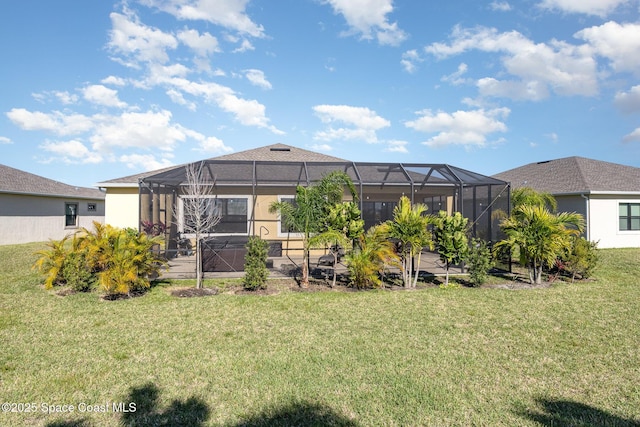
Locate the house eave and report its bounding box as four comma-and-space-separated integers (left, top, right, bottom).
0, 189, 105, 200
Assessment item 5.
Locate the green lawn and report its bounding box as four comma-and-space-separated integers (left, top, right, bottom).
0, 243, 639, 426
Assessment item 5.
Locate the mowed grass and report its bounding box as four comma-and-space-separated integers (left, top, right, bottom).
0, 244, 639, 426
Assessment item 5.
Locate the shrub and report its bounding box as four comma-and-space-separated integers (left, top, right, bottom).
564, 238, 599, 281
61, 251, 97, 292
243, 236, 269, 291
466, 238, 494, 287
33, 237, 70, 289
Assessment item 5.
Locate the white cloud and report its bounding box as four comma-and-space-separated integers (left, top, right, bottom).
166, 88, 197, 110
194, 136, 233, 153
623, 127, 640, 143
82, 85, 128, 108
119, 153, 174, 171
177, 28, 220, 56
7, 108, 94, 136
575, 21, 640, 75
140, 0, 265, 37
425, 26, 598, 100
322, 0, 407, 46
313, 104, 390, 143
539, 0, 630, 17
244, 69, 272, 89
442, 63, 469, 86
614, 85, 640, 113
385, 140, 408, 153
490, 1, 512, 11
101, 75, 127, 86
405, 107, 510, 148
40, 140, 103, 164
231, 38, 255, 53
54, 91, 79, 105
0, 136, 13, 144
108, 11, 178, 66
310, 143, 333, 151
90, 110, 188, 153
401, 49, 422, 73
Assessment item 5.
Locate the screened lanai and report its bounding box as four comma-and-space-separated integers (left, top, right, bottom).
138, 159, 510, 259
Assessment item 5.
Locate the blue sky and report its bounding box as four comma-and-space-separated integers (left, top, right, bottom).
1, 0, 640, 187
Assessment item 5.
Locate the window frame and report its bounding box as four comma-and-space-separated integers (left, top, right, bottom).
64, 202, 79, 228
619, 202, 640, 231
178, 195, 250, 236
276, 195, 304, 237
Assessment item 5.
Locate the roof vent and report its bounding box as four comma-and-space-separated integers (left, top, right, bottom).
536, 160, 551, 164
270, 147, 291, 152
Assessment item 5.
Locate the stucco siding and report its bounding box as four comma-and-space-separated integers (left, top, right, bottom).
0, 193, 104, 245
105, 188, 139, 229
589, 195, 640, 248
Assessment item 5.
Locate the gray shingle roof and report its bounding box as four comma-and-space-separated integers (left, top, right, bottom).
493, 156, 640, 194
98, 144, 349, 185
0, 164, 105, 199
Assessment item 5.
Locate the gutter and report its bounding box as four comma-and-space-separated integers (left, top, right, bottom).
580, 193, 590, 241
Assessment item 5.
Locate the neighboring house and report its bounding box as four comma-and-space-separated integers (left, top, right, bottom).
0, 164, 105, 245
493, 156, 640, 248
97, 144, 509, 265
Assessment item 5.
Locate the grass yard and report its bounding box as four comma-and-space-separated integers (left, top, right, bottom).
0, 243, 639, 426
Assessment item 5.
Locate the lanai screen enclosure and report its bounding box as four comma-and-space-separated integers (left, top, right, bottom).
138, 158, 510, 266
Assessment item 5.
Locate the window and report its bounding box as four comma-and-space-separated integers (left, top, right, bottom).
182, 197, 248, 234
619, 203, 640, 231
362, 201, 397, 229
278, 197, 298, 234
65, 203, 78, 227
87, 203, 97, 212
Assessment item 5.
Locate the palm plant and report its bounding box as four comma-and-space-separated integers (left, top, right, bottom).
33, 236, 71, 289
269, 171, 357, 288
346, 223, 400, 289
495, 204, 584, 284
387, 196, 433, 288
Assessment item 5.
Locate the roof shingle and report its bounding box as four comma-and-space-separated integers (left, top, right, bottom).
0, 164, 105, 199
493, 156, 640, 194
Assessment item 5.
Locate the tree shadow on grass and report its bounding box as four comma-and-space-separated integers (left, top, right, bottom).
46, 420, 91, 427
519, 398, 640, 427
231, 400, 359, 427
121, 382, 210, 427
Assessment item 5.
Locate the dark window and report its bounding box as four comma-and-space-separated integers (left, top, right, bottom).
184, 197, 248, 234
279, 197, 298, 234
65, 203, 78, 227
362, 201, 397, 229
87, 203, 97, 212
619, 203, 640, 231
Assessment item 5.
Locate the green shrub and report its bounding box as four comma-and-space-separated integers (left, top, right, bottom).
33, 237, 70, 289
62, 251, 97, 292
564, 238, 599, 281
243, 236, 269, 291
466, 238, 494, 287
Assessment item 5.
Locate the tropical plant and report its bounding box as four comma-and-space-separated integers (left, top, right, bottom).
466, 238, 494, 287
61, 250, 96, 292
564, 237, 599, 282
346, 224, 400, 289
511, 187, 557, 212
243, 236, 270, 291
495, 205, 584, 284
387, 196, 433, 288
33, 236, 71, 289
309, 229, 351, 288
269, 171, 357, 288
432, 211, 469, 287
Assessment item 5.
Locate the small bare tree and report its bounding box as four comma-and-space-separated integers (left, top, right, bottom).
175, 162, 221, 289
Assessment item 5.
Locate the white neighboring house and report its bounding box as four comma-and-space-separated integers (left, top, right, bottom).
0, 164, 105, 245
494, 156, 640, 249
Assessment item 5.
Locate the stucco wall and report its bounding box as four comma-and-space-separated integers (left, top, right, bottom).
588, 195, 640, 248
0, 193, 104, 245
104, 188, 139, 229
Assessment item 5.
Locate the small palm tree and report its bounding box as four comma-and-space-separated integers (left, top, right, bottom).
387, 196, 433, 288
346, 224, 400, 289
33, 236, 71, 289
432, 211, 469, 287
495, 204, 584, 284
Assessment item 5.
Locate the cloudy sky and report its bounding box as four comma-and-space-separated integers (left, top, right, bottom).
1, 0, 640, 186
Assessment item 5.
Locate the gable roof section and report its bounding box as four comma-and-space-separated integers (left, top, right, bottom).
0, 164, 105, 199
98, 144, 348, 187
493, 156, 640, 194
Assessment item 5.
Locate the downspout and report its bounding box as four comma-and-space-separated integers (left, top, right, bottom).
581, 193, 590, 241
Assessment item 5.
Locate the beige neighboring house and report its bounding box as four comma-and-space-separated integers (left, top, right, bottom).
494, 156, 640, 248
97, 144, 509, 270
0, 164, 105, 245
